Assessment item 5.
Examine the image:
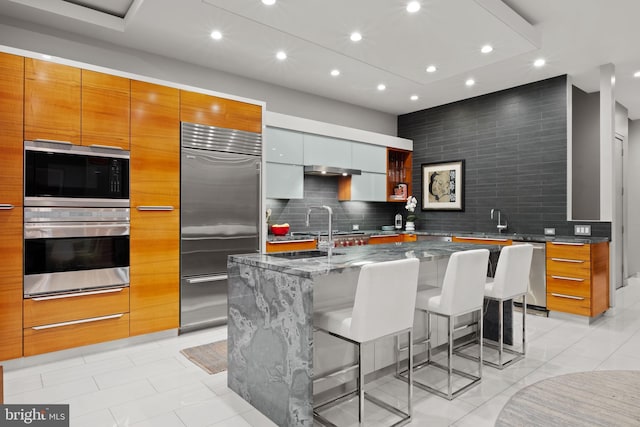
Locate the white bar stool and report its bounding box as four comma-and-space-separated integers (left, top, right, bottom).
313, 258, 420, 427
483, 244, 533, 369
410, 249, 490, 400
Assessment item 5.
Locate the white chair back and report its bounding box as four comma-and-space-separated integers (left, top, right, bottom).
350, 258, 420, 343
438, 249, 490, 315
492, 244, 534, 299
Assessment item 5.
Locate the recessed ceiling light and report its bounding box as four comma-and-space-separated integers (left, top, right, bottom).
210, 30, 222, 40
406, 1, 421, 13
276, 51, 287, 60
330, 69, 340, 77
426, 65, 437, 73
533, 58, 546, 68
377, 84, 386, 91
481, 45, 493, 54
262, 0, 276, 5
41, 54, 52, 60
465, 78, 475, 87
634, 70, 640, 78
410, 95, 419, 101
350, 32, 362, 42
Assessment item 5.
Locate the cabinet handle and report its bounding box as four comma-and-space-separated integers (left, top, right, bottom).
32, 287, 125, 301
0, 204, 15, 210
551, 242, 585, 246
551, 258, 585, 264
551, 275, 585, 282
33, 139, 72, 146
551, 293, 585, 301
268, 239, 315, 244
137, 206, 175, 211
90, 144, 126, 151
186, 275, 228, 284
32, 313, 124, 330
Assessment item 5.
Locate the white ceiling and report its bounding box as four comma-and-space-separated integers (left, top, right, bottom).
1, 0, 640, 119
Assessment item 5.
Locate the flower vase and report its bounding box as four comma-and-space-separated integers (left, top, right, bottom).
405, 221, 415, 232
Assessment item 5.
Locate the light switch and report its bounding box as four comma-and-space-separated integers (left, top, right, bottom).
574, 225, 591, 236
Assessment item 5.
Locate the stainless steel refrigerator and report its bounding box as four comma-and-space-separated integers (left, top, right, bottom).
180, 122, 261, 333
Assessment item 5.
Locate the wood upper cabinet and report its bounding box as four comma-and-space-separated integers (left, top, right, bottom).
24, 58, 81, 144
81, 70, 130, 150
130, 80, 180, 336
180, 90, 262, 133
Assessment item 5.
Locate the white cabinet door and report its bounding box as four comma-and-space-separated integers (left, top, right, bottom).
266, 163, 303, 199
265, 127, 304, 165
351, 142, 386, 173
303, 134, 351, 168
350, 173, 386, 201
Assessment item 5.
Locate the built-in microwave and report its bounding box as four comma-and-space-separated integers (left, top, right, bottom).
24, 140, 129, 207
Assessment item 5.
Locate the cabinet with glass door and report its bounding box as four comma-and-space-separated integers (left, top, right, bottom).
386, 148, 412, 202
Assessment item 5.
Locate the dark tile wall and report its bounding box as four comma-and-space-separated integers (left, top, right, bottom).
266, 175, 401, 233
398, 75, 610, 238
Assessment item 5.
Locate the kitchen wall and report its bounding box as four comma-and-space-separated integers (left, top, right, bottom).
0, 17, 396, 136
266, 176, 400, 233
628, 119, 640, 275
572, 87, 600, 220
398, 75, 611, 237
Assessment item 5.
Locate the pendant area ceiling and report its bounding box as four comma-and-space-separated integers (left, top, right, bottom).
0, 0, 639, 119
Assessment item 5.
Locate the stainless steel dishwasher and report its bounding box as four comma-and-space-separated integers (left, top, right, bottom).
512, 241, 547, 311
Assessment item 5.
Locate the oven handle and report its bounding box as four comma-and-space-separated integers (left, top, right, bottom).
0, 204, 15, 210
32, 287, 126, 301
31, 313, 124, 330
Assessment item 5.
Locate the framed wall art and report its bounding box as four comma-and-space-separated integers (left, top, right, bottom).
421, 160, 464, 211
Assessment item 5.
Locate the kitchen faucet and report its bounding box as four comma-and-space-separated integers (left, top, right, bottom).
491, 208, 508, 233
306, 205, 333, 253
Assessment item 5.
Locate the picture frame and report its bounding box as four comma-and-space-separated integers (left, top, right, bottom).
421, 160, 464, 211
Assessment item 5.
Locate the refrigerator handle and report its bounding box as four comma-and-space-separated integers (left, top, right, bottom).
186, 275, 228, 284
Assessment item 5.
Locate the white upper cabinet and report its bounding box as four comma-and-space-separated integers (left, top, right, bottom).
351, 142, 386, 173
303, 134, 351, 168
266, 163, 304, 199
349, 173, 387, 202
265, 127, 304, 165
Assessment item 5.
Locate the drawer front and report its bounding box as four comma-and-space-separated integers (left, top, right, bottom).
24, 287, 130, 327
546, 242, 590, 261
24, 313, 129, 356
369, 235, 401, 245
452, 236, 512, 246
546, 292, 591, 316
266, 240, 316, 253
402, 234, 417, 242
546, 275, 591, 298
546, 257, 591, 279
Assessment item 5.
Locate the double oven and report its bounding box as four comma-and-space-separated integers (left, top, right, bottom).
23, 140, 130, 298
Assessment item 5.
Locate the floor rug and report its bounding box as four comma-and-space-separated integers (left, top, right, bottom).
180, 340, 227, 375
496, 370, 640, 426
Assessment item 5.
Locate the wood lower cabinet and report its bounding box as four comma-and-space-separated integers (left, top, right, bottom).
24, 58, 81, 144
0, 210, 23, 361
81, 70, 130, 149
266, 239, 317, 253
130, 80, 180, 336
369, 234, 403, 245
180, 90, 262, 134
452, 236, 512, 246
546, 241, 609, 317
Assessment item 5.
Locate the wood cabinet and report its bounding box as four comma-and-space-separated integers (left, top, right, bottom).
387, 148, 412, 202
546, 241, 609, 317
369, 234, 403, 245
180, 90, 262, 133
266, 239, 317, 253
24, 58, 81, 144
81, 70, 130, 149
452, 236, 512, 246
130, 80, 180, 336
0, 52, 24, 361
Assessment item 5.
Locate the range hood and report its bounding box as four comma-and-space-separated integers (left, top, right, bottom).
304, 165, 362, 176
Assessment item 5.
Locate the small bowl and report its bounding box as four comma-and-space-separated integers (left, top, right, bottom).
381, 225, 395, 231
271, 225, 290, 236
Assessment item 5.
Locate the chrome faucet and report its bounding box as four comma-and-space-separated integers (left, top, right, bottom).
306, 205, 333, 252
491, 209, 508, 233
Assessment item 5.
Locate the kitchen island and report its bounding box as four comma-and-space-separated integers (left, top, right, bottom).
227, 240, 501, 426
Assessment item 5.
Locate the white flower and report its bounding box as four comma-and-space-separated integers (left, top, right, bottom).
405, 196, 417, 213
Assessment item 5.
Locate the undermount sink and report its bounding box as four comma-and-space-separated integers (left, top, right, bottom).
269, 250, 344, 260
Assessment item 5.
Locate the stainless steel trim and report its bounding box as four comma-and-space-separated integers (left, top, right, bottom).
186, 275, 228, 284
303, 165, 362, 177
0, 204, 15, 210
551, 258, 585, 263
551, 293, 585, 300
370, 234, 399, 238
32, 313, 124, 330
551, 275, 585, 282
25, 222, 129, 239
457, 236, 509, 242
24, 268, 130, 297
268, 239, 315, 244
32, 287, 125, 301
89, 144, 126, 151
24, 207, 130, 223
33, 139, 72, 146
137, 206, 175, 211
25, 139, 130, 159
24, 197, 130, 208
551, 241, 585, 246
181, 122, 261, 156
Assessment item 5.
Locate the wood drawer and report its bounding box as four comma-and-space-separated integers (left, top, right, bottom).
24, 313, 129, 357
452, 236, 512, 246
546, 292, 591, 316
369, 235, 402, 245
266, 239, 316, 253
402, 234, 417, 242
546, 257, 591, 279
24, 287, 130, 328
546, 275, 591, 298
546, 241, 590, 261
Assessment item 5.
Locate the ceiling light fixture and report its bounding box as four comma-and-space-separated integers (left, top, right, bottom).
210, 30, 222, 40
410, 95, 419, 101
426, 65, 437, 73
406, 1, 421, 13
533, 58, 546, 67
262, 0, 276, 5
634, 71, 640, 78
377, 84, 386, 91
481, 44, 493, 54
276, 51, 287, 60
330, 69, 340, 77
350, 32, 362, 42
41, 54, 52, 60
465, 78, 475, 87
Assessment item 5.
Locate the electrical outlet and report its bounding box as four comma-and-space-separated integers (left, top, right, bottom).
574, 224, 591, 236
544, 228, 556, 236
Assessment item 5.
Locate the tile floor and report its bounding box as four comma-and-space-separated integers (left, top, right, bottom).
3, 278, 640, 427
